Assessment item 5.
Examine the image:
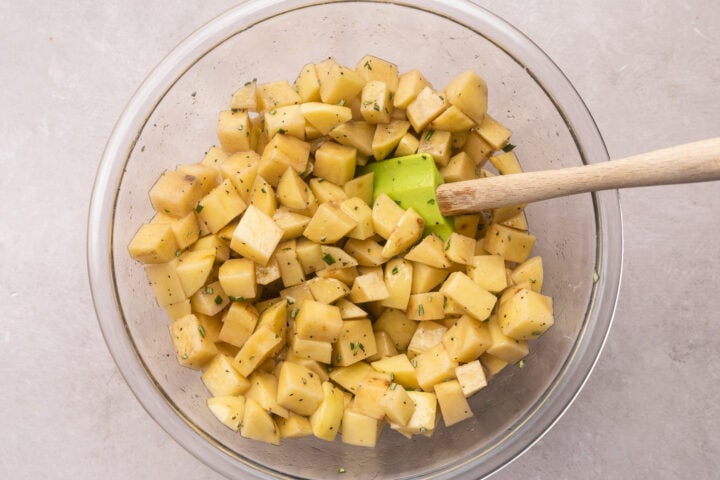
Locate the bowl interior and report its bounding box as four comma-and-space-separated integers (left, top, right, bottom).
91, 1, 619, 479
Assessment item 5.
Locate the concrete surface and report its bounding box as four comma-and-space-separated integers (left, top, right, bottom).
1, 0, 718, 478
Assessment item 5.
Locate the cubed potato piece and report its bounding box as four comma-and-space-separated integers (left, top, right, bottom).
360, 80, 393, 124
394, 131, 420, 156
500, 209, 529, 231
394, 69, 431, 109
368, 330, 399, 361
230, 78, 257, 111
379, 383, 415, 426
444, 70, 488, 124
406, 86, 448, 133
356, 55, 399, 91
486, 314, 529, 364
477, 114, 512, 150
201, 146, 228, 172
278, 411, 314, 439
404, 234, 451, 268
256, 80, 301, 112
480, 352, 509, 377
255, 256, 281, 285
333, 318, 378, 367
248, 174, 277, 218
372, 119, 411, 160
276, 166, 313, 211
273, 208, 311, 241
145, 261, 186, 307
352, 373, 392, 419
190, 280, 229, 316
175, 248, 216, 297
511, 256, 544, 292
310, 381, 345, 441
394, 391, 437, 436
303, 202, 357, 244
217, 110, 253, 153
151, 210, 201, 251
407, 321, 447, 357
300, 102, 352, 135
417, 128, 452, 167
169, 314, 218, 369
149, 169, 206, 218
276, 361, 324, 416
462, 129, 494, 165
207, 395, 246, 432
273, 240, 305, 288
483, 224, 536, 263
328, 121, 376, 157
434, 379, 473, 427
407, 292, 445, 321
444, 232, 476, 265
128, 223, 179, 264
219, 302, 258, 348
467, 254, 508, 293
343, 238, 385, 267
492, 204, 526, 225
308, 178, 348, 205
497, 288, 554, 340
241, 397, 280, 445
232, 326, 285, 377
313, 141, 356, 186
339, 197, 375, 240
294, 300, 343, 343
441, 315, 492, 363
349, 273, 390, 304
440, 151, 476, 183
343, 172, 374, 206
449, 214, 480, 240
294, 237, 324, 275
415, 343, 458, 391
341, 408, 382, 447
371, 353, 420, 390
258, 134, 311, 187
381, 259, 413, 310
245, 371, 289, 418
329, 361, 374, 394
455, 359, 488, 397
264, 104, 305, 139
490, 150, 523, 175
163, 298, 191, 321
319, 245, 359, 271
429, 105, 476, 133
410, 262, 450, 294
335, 299, 367, 319
256, 299, 289, 340
294, 64, 321, 102
440, 271, 497, 321
382, 208, 425, 259
230, 205, 283, 266
373, 308, 418, 351
319, 63, 365, 105
196, 178, 248, 234
290, 335, 333, 364
371, 193, 406, 240
220, 151, 260, 202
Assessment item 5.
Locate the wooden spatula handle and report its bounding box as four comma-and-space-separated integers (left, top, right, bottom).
436, 137, 720, 216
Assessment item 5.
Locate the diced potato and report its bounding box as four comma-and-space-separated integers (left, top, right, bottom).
486, 314, 529, 364
219, 302, 258, 348
220, 151, 260, 202
334, 318, 378, 367
394, 390, 437, 436
163, 299, 191, 321
264, 104, 305, 139
294, 64, 321, 102
258, 134, 311, 187
349, 273, 390, 304
462, 129, 494, 165
381, 259, 413, 310
241, 397, 280, 445
404, 234, 451, 268
344, 238, 385, 267
394, 69, 431, 109
371, 353, 420, 390
467, 254, 507, 293
217, 110, 253, 153
230, 78, 257, 111
382, 208, 424, 258
371, 193, 405, 240
149, 169, 206, 218
360, 80, 393, 124
308, 178, 348, 204
249, 175, 277, 218
303, 202, 357, 244
217, 258, 256, 301
328, 121, 376, 157
273, 240, 305, 288
455, 360, 488, 397
246, 371, 289, 418
407, 321, 447, 357
393, 131, 420, 156
128, 223, 179, 264
439, 271, 497, 321
174, 248, 216, 297
417, 128, 452, 167
232, 325, 284, 377
207, 395, 246, 432
410, 262, 450, 294
492, 204, 526, 224
369, 330, 399, 361
511, 256, 544, 292
372, 309, 417, 352
440, 151, 476, 183
352, 373, 392, 419
276, 361, 324, 416
497, 287, 554, 340
294, 300, 343, 343
328, 361, 374, 394
356, 55, 399, 91
379, 383, 415, 426
372, 120, 411, 160
310, 381, 345, 441
441, 315, 491, 363
415, 343, 458, 391
151, 210, 201, 251
169, 314, 218, 369
313, 141, 356, 186
407, 292, 445, 321
339, 197, 375, 240
145, 261, 185, 307
201, 146, 229, 172
429, 105, 476, 133
342, 172, 374, 206
483, 223, 536, 264
255, 256, 281, 285
500, 209, 529, 231
319, 245, 359, 271
230, 205, 284, 266
444, 232, 476, 265
341, 409, 382, 447
477, 114, 512, 150
336, 299, 368, 319
305, 276, 347, 304
256, 80, 301, 112
319, 63, 365, 105
406, 86, 448, 133
434, 380, 473, 427
295, 237, 325, 275
278, 411, 314, 439
443, 70, 488, 124
290, 335, 333, 364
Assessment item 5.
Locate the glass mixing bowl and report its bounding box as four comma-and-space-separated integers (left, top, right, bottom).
87, 1, 622, 478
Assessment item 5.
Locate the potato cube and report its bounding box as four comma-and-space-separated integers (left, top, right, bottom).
220, 151, 260, 202
258, 133, 311, 187
255, 80, 301, 112
467, 254, 508, 293
319, 63, 365, 105
319, 245, 359, 271
294, 63, 321, 102
440, 152, 476, 183
145, 261, 185, 307
241, 397, 280, 445
511, 256, 544, 292
379, 383, 415, 426
308, 178, 348, 204
443, 70, 488, 124
196, 178, 248, 234
149, 169, 205, 218
483, 224, 536, 264
444, 232, 476, 265
310, 381, 345, 442
368, 330, 399, 361
244, 371, 289, 418
360, 80, 393, 124
128, 223, 179, 264
407, 321, 447, 357
217, 110, 252, 153
371, 353, 420, 390
190, 280, 229, 316
349, 273, 390, 304
393, 69, 431, 109
217, 258, 256, 300
336, 197, 374, 240
273, 240, 305, 288
462, 128, 494, 165
480, 352, 509, 377
169, 314, 218, 369
441, 315, 492, 363
381, 259, 413, 310
439, 271, 497, 321
352, 374, 392, 419
207, 395, 246, 432
373, 309, 418, 352
372, 119, 411, 161
294, 300, 343, 343
334, 318, 378, 367
455, 360, 488, 397
410, 262, 450, 294
415, 343, 458, 391
394, 391, 437, 436
328, 361, 374, 394
393, 131, 420, 156
343, 172, 374, 206
175, 248, 216, 297
313, 141, 357, 185
341, 409, 381, 447
277, 361, 323, 416
255, 255, 281, 285
486, 314, 529, 364
406, 86, 448, 133
404, 234, 451, 268
382, 208, 424, 259
290, 335, 333, 364
264, 104, 305, 139
230, 78, 257, 111
429, 105, 476, 133
371, 193, 405, 240
163, 299, 191, 321
273, 208, 311, 241
477, 114, 512, 150
303, 202, 357, 244
497, 287, 554, 340
417, 128, 452, 167
356, 55, 399, 91
434, 379, 473, 427
219, 302, 258, 348
407, 292, 445, 321
232, 325, 284, 377
151, 210, 200, 251
278, 411, 314, 439
230, 205, 283, 266
328, 121, 376, 157
335, 299, 367, 320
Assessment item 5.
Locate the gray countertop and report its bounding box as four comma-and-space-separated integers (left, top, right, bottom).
2, 1, 718, 478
